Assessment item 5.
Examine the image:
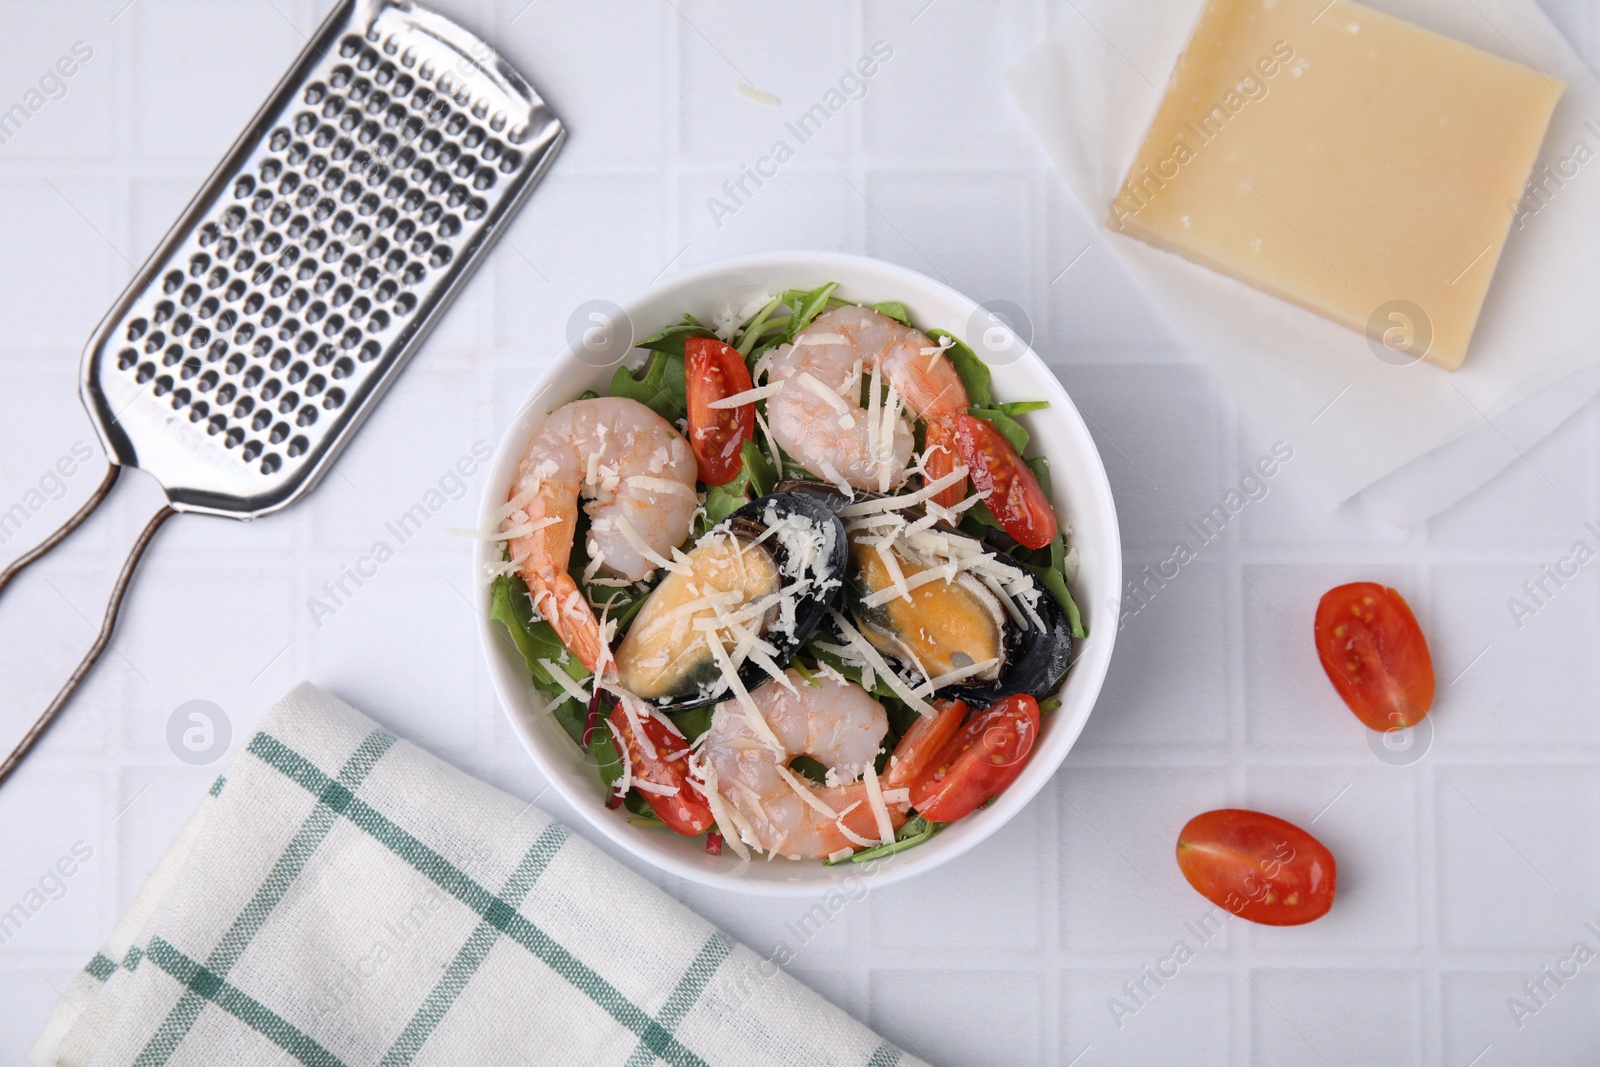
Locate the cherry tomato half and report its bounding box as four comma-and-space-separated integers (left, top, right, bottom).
883, 699, 968, 790
951, 413, 1059, 550
685, 336, 755, 486
910, 694, 1040, 823
1314, 582, 1435, 731
922, 419, 967, 510
608, 705, 715, 836
1176, 809, 1336, 926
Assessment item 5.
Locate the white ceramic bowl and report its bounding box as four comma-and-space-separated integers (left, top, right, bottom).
476, 251, 1120, 896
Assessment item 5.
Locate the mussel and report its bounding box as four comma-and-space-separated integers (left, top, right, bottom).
781, 480, 1074, 707
611, 491, 846, 711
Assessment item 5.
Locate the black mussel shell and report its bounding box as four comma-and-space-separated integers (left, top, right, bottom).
631, 490, 847, 712
773, 478, 1074, 708
950, 576, 1073, 708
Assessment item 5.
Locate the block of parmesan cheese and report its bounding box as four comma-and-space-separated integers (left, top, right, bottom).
1108, 0, 1564, 370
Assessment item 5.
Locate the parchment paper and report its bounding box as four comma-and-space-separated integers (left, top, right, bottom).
1009, 0, 1600, 525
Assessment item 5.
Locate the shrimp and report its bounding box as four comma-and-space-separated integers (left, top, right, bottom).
763, 306, 970, 493
505, 397, 698, 672
698, 669, 932, 859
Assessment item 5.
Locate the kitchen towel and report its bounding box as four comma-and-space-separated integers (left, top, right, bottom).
1007, 0, 1600, 525
29, 683, 924, 1067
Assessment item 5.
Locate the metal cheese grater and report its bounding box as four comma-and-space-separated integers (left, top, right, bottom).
0, 0, 564, 784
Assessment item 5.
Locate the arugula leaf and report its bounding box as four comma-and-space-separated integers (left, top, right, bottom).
787, 282, 838, 339
592, 722, 623, 789
1028, 559, 1087, 639
551, 699, 589, 747
488, 574, 593, 742
870, 301, 911, 327
624, 792, 659, 818
967, 406, 1030, 453
489, 576, 568, 685
788, 755, 830, 784
825, 814, 944, 865
927, 329, 991, 407
996, 400, 1049, 417
736, 296, 786, 357
609, 351, 687, 423
698, 440, 776, 533
671, 706, 714, 743
634, 315, 715, 358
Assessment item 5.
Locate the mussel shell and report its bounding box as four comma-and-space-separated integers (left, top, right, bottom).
782, 479, 1074, 708
629, 490, 847, 712
947, 577, 1073, 708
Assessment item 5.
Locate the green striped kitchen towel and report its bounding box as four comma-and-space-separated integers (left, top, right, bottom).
30, 683, 927, 1067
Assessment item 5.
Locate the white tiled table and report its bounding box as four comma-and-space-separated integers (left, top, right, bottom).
3, 1, 1599, 1063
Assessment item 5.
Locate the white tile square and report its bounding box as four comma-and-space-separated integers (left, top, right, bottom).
1050, 364, 1228, 550
1442, 968, 1600, 1066
302, 564, 483, 759
1248, 969, 1422, 1067
1063, 969, 1231, 1066
491, 171, 670, 351
680, 170, 856, 265
1044, 182, 1188, 361
0, 178, 123, 350
0, 761, 106, 956
308, 368, 487, 552
871, 968, 1043, 1067
870, 790, 1045, 951
1436, 766, 1599, 950
0, 564, 130, 755
676, 0, 852, 158
114, 560, 295, 748
497, 0, 669, 165
130, 0, 307, 161
861, 170, 1039, 324
0, 6, 117, 162
1429, 562, 1600, 747
1087, 561, 1232, 747
0, 372, 110, 554
862, 3, 1042, 161
1059, 767, 1234, 954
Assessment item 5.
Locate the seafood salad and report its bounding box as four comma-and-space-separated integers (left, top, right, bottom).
489, 284, 1084, 865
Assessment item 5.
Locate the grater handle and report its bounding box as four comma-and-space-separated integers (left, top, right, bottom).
0, 498, 176, 788
0, 464, 121, 604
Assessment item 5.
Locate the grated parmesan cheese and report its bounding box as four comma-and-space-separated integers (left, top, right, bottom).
862, 765, 895, 845
828, 610, 935, 716
708, 381, 785, 409
538, 659, 593, 708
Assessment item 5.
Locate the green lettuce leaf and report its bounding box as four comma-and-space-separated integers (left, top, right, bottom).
927, 329, 991, 407
824, 814, 944, 865
609, 351, 687, 423
870, 301, 911, 327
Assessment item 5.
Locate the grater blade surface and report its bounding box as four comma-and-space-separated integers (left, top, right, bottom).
81, 0, 563, 519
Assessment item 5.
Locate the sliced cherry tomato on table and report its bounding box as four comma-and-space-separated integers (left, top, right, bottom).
685, 336, 755, 486
1313, 582, 1435, 731
1176, 809, 1336, 926
950, 413, 1058, 550
909, 694, 1040, 823
921, 419, 967, 510
608, 705, 715, 836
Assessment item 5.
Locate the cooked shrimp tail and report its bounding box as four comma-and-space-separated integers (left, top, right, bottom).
764, 306, 971, 493
699, 669, 938, 860
504, 396, 698, 672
